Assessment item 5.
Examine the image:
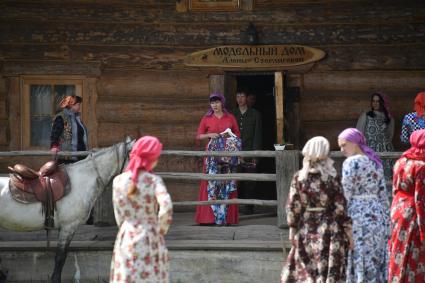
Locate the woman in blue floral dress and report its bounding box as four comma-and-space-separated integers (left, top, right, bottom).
338, 128, 390, 283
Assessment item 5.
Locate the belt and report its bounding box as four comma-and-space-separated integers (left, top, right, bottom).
352, 194, 377, 199
306, 207, 326, 212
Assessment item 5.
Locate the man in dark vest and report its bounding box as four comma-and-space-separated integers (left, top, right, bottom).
232, 91, 262, 214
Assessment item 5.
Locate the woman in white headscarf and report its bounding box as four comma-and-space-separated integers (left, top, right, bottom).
281, 137, 353, 283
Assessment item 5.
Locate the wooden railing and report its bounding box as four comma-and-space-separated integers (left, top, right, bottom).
0, 149, 402, 227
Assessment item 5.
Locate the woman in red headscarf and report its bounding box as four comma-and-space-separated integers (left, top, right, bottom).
388, 129, 425, 283
196, 92, 241, 225
401, 92, 425, 145
110, 136, 173, 283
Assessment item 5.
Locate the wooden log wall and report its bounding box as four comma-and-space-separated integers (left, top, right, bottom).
0, 0, 425, 218
299, 71, 425, 150
0, 78, 7, 151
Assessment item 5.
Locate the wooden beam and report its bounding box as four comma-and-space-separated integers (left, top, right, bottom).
209, 74, 225, 96
6, 77, 21, 150
173, 198, 277, 206
275, 150, 299, 228
84, 78, 99, 148
275, 72, 284, 144
157, 172, 276, 181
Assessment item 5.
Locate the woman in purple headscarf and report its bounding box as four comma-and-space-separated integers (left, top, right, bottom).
195, 92, 241, 225
338, 128, 390, 283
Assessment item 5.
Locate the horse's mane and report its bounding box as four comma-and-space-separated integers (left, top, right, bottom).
60, 142, 122, 169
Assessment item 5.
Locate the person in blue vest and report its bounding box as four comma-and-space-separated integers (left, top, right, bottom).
50, 95, 88, 164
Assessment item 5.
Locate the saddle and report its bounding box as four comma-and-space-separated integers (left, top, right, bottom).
8, 161, 70, 229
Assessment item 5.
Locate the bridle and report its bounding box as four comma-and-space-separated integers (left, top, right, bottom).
90, 140, 131, 189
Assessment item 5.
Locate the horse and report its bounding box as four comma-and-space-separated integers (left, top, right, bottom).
0, 137, 134, 282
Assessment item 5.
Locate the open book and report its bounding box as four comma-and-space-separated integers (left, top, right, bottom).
220, 128, 237, 138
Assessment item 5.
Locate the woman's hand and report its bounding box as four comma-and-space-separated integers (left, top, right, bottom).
200, 133, 219, 139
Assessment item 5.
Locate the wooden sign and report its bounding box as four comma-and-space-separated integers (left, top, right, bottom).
184, 45, 326, 68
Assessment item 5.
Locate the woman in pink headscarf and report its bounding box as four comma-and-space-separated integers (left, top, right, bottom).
338, 128, 390, 283
110, 136, 173, 283
388, 129, 425, 283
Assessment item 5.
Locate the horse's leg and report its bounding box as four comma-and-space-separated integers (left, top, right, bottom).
51, 223, 78, 283
0, 256, 7, 283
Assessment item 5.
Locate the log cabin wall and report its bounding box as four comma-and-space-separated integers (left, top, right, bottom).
1, 1, 425, 215
0, 77, 7, 151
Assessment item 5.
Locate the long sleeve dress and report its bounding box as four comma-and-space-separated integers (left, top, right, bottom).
341, 155, 390, 283
388, 157, 425, 283
195, 113, 241, 224
281, 172, 352, 283
110, 171, 173, 283
356, 111, 395, 186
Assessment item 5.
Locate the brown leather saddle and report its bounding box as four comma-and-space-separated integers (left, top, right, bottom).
8, 161, 70, 228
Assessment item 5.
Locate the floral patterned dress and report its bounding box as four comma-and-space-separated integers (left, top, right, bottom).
341, 155, 390, 283
205, 135, 241, 225
357, 111, 395, 186
388, 157, 425, 283
195, 113, 241, 224
110, 171, 173, 283
281, 172, 352, 283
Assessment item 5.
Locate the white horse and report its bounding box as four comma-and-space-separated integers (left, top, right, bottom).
0, 138, 133, 282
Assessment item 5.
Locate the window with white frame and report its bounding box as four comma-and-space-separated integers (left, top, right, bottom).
21, 77, 84, 149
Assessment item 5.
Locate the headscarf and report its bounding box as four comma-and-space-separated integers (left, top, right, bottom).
126, 136, 163, 183
205, 92, 229, 116
338, 128, 383, 169
298, 136, 337, 182
414, 92, 425, 117
402, 129, 425, 161
59, 95, 77, 109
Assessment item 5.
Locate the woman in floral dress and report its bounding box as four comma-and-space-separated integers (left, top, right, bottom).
338, 128, 390, 283
110, 136, 173, 283
281, 136, 353, 283
388, 129, 425, 283
195, 92, 241, 225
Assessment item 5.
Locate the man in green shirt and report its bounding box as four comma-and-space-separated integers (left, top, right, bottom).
232, 91, 262, 214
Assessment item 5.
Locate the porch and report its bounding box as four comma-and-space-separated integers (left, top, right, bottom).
0, 212, 287, 283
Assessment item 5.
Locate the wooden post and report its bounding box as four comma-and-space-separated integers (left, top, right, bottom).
275, 72, 284, 144
209, 74, 225, 96
275, 150, 299, 228
84, 77, 98, 148
7, 77, 21, 150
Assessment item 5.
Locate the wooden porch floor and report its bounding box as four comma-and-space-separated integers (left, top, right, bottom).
0, 211, 289, 251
